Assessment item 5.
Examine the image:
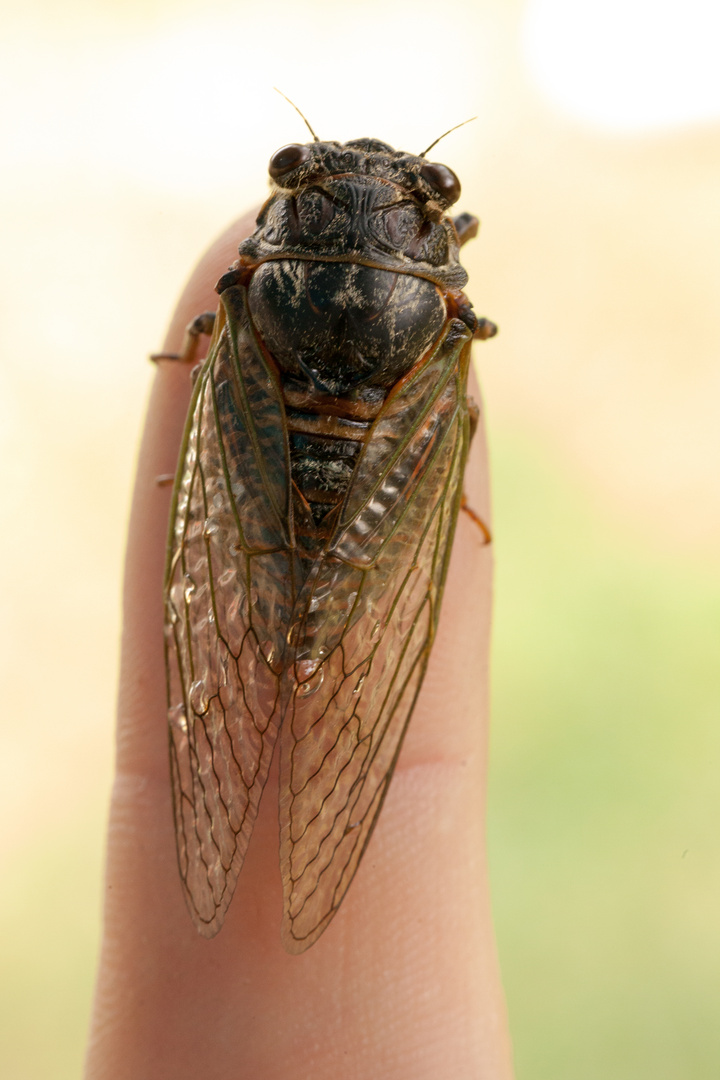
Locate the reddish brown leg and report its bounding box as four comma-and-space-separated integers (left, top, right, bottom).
151, 311, 216, 487
474, 318, 497, 340
468, 398, 480, 442
461, 399, 491, 541
150, 311, 216, 365
460, 495, 492, 545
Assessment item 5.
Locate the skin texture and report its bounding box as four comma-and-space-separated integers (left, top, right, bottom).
84, 208, 515, 1080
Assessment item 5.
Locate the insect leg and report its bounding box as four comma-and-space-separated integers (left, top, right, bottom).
467, 398, 480, 442
474, 318, 497, 340
461, 399, 491, 541
446, 288, 498, 341
460, 494, 492, 544
151, 311, 216, 487
453, 212, 479, 246
150, 311, 216, 365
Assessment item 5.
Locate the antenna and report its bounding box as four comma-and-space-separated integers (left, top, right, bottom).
273, 88, 320, 142
419, 116, 477, 158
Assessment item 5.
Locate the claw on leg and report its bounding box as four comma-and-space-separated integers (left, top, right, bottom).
150, 311, 216, 366
460, 495, 492, 544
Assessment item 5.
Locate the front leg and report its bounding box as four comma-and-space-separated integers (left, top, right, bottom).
150, 311, 217, 488
453, 212, 480, 246
150, 310, 216, 365
447, 289, 498, 341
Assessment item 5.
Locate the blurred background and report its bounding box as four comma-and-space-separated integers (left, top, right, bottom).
0, 0, 718, 1076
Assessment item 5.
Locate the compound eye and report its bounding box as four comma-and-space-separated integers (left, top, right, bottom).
269, 143, 311, 180
420, 162, 461, 204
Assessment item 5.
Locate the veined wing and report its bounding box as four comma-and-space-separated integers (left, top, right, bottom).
165, 286, 298, 937
278, 318, 474, 953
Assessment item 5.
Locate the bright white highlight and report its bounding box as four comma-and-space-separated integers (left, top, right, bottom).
523, 0, 720, 131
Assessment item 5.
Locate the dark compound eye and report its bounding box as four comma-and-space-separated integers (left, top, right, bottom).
269, 143, 312, 180
420, 162, 461, 205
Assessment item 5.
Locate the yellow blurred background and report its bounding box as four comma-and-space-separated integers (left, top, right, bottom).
1, 0, 718, 1076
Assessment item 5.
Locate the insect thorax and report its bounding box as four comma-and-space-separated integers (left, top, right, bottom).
232, 149, 469, 538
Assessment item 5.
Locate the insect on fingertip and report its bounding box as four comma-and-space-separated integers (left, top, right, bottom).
160, 128, 497, 951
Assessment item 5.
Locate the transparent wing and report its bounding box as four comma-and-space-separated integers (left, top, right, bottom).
165, 288, 298, 937
278, 320, 474, 953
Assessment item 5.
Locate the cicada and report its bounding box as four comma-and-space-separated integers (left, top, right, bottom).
160, 132, 496, 953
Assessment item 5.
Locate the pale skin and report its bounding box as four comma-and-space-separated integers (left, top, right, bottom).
84, 208, 515, 1080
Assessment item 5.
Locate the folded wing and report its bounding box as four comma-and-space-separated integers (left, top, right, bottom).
278, 319, 474, 952
164, 289, 298, 936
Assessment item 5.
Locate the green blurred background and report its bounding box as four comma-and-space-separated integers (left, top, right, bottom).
1, 0, 718, 1076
